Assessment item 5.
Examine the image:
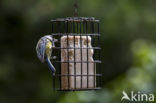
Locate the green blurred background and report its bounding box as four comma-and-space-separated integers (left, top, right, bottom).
0, 0, 156, 103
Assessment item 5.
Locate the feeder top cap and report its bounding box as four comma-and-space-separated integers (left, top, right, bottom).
51, 17, 99, 22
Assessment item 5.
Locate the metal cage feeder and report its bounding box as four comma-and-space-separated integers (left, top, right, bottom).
51, 17, 102, 91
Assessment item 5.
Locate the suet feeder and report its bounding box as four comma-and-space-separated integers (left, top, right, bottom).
51, 17, 102, 91
43, 0, 102, 91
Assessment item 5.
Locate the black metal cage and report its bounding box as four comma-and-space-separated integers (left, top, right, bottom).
51, 17, 102, 91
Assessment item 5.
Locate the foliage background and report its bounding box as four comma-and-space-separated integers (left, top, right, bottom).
0, 0, 156, 103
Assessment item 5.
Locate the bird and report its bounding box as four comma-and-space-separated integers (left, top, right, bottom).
121, 91, 130, 101
36, 35, 57, 75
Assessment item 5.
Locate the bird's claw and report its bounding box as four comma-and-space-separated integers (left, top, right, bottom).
50, 56, 57, 59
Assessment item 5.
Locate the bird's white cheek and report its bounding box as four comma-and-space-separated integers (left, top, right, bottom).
50, 45, 52, 48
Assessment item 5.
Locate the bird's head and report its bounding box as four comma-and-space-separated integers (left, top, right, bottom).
45, 35, 57, 47
44, 35, 53, 41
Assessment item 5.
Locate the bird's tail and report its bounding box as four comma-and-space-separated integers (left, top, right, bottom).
45, 57, 56, 76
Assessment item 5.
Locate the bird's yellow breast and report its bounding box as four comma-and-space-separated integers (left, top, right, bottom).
46, 39, 52, 58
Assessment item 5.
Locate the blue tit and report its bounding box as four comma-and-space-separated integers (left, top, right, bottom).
36, 35, 57, 75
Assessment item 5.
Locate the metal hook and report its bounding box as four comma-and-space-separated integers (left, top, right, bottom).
74, 0, 78, 16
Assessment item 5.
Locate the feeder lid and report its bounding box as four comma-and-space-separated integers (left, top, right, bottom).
51, 17, 99, 22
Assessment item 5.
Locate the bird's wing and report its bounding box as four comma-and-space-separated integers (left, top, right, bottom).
40, 38, 46, 61
36, 38, 46, 62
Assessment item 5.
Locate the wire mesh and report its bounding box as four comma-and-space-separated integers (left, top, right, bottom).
51, 17, 102, 91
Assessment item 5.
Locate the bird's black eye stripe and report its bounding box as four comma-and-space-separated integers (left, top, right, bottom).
47, 38, 52, 42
